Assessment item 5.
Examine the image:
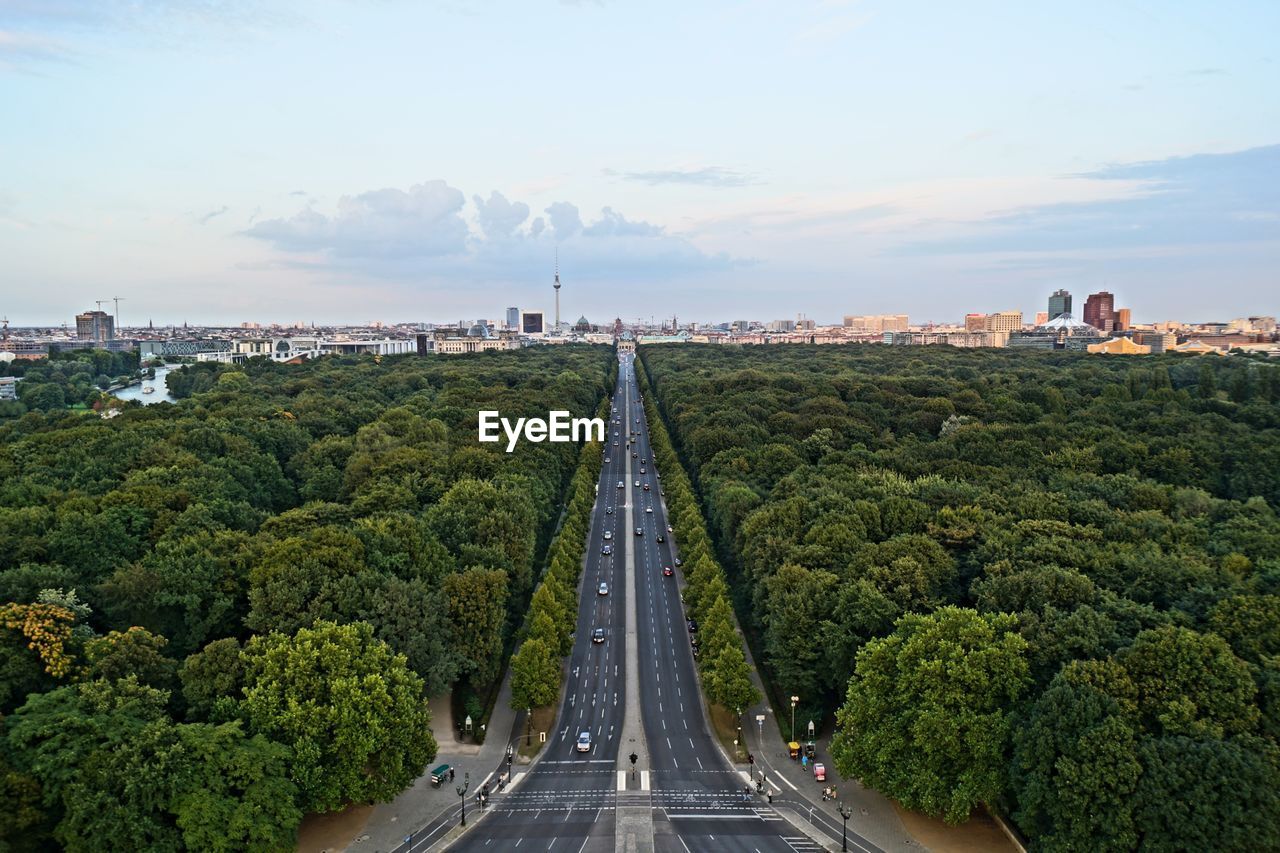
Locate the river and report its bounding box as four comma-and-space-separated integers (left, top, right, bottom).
111, 366, 177, 405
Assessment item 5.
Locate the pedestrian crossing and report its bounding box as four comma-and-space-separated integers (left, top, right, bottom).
480, 786, 790, 820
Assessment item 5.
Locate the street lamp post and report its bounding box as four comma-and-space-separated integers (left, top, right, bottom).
790, 695, 799, 744
526, 707, 532, 746
456, 772, 470, 827
837, 804, 853, 852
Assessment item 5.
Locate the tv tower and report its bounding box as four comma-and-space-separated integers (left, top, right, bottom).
553, 249, 561, 334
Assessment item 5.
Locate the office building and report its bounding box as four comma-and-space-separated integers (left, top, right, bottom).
985, 311, 1023, 333
521, 311, 545, 335
1048, 289, 1072, 320
1083, 292, 1115, 332
76, 310, 114, 342
506, 307, 520, 329
843, 314, 909, 333
965, 314, 987, 332
1115, 308, 1132, 332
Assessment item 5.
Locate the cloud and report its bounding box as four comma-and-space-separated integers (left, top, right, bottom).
1187, 67, 1227, 76
0, 28, 71, 71
197, 205, 229, 225
544, 202, 583, 240
894, 144, 1280, 257
240, 179, 736, 283
472, 191, 529, 239
244, 180, 469, 258
608, 166, 759, 188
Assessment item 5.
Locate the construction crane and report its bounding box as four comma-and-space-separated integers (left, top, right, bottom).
113, 296, 125, 331
1, 316, 8, 342
95, 300, 109, 311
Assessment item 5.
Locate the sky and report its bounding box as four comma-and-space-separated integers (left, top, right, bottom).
1, 0, 1277, 327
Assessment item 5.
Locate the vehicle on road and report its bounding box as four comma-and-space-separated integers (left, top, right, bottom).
632, 451, 638, 458
601, 545, 612, 556
663, 566, 674, 577
643, 484, 650, 491
640, 468, 646, 474
592, 627, 605, 644
430, 764, 452, 787
617, 481, 624, 489
598, 581, 609, 595
645, 506, 653, 513
674, 558, 682, 567
577, 731, 592, 752
635, 480, 640, 487
606, 507, 614, 514
667, 525, 673, 532
813, 762, 826, 782
603, 530, 612, 540
687, 619, 698, 633
635, 527, 643, 536
656, 534, 664, 542
605, 457, 610, 463
642, 458, 647, 464
613, 441, 618, 446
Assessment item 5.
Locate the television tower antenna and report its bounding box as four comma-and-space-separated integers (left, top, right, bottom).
553, 249, 561, 333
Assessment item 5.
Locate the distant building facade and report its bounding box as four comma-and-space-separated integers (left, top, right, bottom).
985, 311, 1024, 333
76, 310, 115, 342
506, 307, 520, 329
521, 311, 545, 335
1048, 289, 1072, 320
1083, 292, 1116, 332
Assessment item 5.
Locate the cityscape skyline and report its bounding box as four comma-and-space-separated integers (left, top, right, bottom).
2, 1, 1278, 324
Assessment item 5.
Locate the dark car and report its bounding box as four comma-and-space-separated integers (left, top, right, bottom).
606, 507, 614, 515
674, 558, 682, 567
687, 619, 698, 633
643, 484, 650, 491
635, 527, 643, 536
656, 534, 664, 543
592, 627, 605, 644
601, 544, 612, 556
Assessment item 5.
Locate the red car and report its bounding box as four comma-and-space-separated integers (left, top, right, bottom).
662, 566, 674, 577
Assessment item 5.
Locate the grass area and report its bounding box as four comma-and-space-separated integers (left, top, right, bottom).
517, 704, 558, 760
708, 702, 747, 763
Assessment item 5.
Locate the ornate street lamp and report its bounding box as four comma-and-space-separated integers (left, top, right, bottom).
456, 772, 470, 827
838, 803, 854, 852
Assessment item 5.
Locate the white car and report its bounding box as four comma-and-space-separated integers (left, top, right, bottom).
603, 530, 612, 540
646, 507, 653, 513
577, 731, 591, 752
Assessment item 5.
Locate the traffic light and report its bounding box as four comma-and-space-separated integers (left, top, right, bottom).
629, 752, 638, 766
748, 753, 754, 765
506, 746, 513, 766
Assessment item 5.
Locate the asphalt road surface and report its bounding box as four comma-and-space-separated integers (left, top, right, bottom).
445, 354, 848, 853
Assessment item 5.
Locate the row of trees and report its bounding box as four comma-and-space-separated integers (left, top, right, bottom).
637, 345, 1280, 849
1, 347, 615, 850
509, 398, 608, 711
635, 366, 759, 714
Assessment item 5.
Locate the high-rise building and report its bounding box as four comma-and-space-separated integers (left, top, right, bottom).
965, 313, 988, 332
76, 310, 114, 342
1083, 291, 1115, 331
1035, 312, 1050, 325
506, 307, 519, 329
520, 311, 545, 335
843, 314, 909, 333
985, 311, 1023, 333
1048, 289, 1072, 320
1115, 308, 1132, 332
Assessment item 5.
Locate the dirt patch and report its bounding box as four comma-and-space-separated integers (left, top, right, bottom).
295, 803, 375, 853
517, 704, 558, 759
707, 702, 747, 761
892, 803, 1017, 853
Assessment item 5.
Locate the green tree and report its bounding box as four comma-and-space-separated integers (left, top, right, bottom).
509, 636, 561, 710
238, 620, 435, 813
831, 607, 1030, 824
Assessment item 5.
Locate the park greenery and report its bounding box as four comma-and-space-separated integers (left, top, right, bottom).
0, 348, 143, 417
637, 344, 1280, 849
0, 346, 613, 851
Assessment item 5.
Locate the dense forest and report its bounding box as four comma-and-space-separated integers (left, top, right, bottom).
0, 347, 614, 851
637, 344, 1280, 850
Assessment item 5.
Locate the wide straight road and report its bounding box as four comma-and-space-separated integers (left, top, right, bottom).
621, 357, 822, 853
447, 379, 634, 853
